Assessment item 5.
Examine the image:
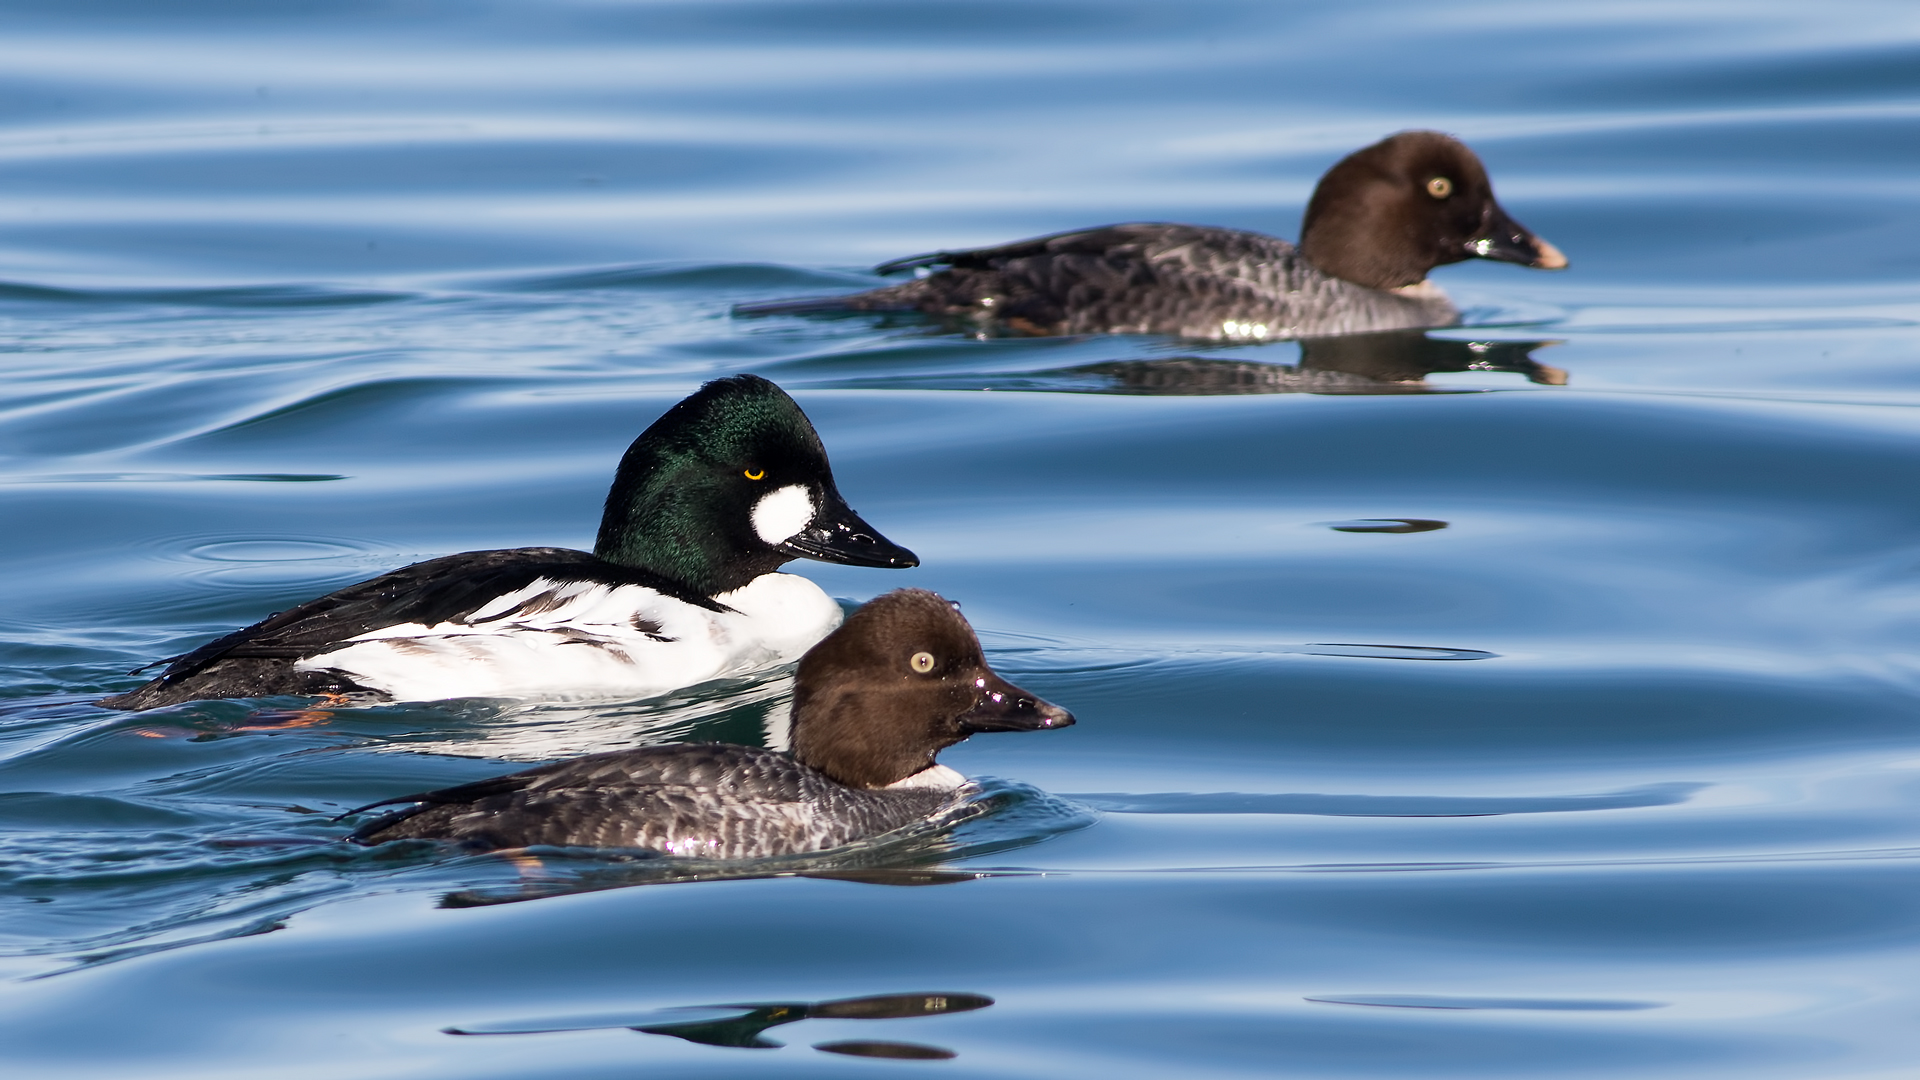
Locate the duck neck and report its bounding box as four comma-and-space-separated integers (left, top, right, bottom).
791, 692, 953, 789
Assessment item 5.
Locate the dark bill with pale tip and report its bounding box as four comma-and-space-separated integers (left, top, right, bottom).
956, 670, 1075, 733
1467, 202, 1567, 270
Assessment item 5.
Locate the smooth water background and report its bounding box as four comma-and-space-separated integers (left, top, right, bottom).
5, 1, 1920, 1076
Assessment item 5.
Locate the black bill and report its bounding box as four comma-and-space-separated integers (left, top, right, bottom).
777, 489, 919, 569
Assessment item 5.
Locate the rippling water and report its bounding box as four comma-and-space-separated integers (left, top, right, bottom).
6, 1, 1920, 1075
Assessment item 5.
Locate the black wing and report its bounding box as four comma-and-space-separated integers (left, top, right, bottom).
873, 223, 1271, 275
341, 770, 544, 821
873, 223, 1160, 275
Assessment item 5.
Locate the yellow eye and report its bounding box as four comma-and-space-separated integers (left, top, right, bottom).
743, 468, 765, 480
910, 651, 935, 674
1426, 176, 1453, 199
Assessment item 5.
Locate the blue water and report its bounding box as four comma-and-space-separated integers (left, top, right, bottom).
6, 1, 1920, 1075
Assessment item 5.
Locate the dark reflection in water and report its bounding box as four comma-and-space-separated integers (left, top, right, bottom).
1300, 331, 1566, 388
1074, 781, 1707, 817
1292, 643, 1495, 660
800, 867, 1005, 887
814, 331, 1565, 395
1074, 333, 1564, 394
1325, 518, 1449, 533
449, 991, 992, 1057
439, 864, 1015, 908
5, 472, 349, 484
815, 1039, 958, 1059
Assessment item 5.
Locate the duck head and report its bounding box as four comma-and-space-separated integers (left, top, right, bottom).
594, 375, 918, 596
1298, 130, 1567, 291
791, 589, 1074, 789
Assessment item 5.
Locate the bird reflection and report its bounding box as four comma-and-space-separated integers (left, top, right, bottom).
804, 329, 1564, 395
1324, 518, 1448, 533
447, 990, 992, 1059
1066, 330, 1564, 394
438, 863, 1011, 908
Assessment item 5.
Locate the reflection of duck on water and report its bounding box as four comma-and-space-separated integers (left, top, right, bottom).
808, 330, 1564, 395
1075, 331, 1566, 394
739, 131, 1565, 340
448, 990, 993, 1059
439, 863, 1007, 908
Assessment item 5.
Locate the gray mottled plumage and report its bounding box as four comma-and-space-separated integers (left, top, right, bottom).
352, 743, 952, 857
827, 224, 1458, 339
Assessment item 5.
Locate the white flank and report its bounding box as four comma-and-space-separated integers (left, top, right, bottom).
751, 484, 815, 545
885, 764, 967, 792
298, 572, 844, 704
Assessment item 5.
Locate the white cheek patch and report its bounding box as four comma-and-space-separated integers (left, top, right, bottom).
752, 484, 816, 545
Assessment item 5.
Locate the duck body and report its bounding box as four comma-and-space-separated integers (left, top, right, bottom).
100, 376, 917, 710
827, 223, 1459, 341
738, 131, 1564, 341
351, 743, 962, 856
348, 588, 1074, 856
101, 550, 843, 709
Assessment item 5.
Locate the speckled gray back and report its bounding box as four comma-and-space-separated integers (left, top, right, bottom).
359, 744, 956, 858
838, 224, 1460, 340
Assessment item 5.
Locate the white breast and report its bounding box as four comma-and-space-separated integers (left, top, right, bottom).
298, 572, 844, 703
885, 764, 968, 792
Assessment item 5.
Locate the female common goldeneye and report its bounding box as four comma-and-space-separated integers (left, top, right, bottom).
346, 588, 1074, 855
100, 375, 917, 710
738, 130, 1566, 341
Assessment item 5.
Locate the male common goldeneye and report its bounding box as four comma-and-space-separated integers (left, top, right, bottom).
346, 588, 1074, 856
738, 130, 1566, 341
100, 375, 917, 710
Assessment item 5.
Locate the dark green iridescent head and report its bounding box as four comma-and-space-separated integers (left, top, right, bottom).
592, 375, 917, 597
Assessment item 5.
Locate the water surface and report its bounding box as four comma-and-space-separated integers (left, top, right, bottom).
5, 1, 1920, 1076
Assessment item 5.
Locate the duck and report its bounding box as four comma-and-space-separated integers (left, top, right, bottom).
736, 130, 1566, 341
345, 588, 1074, 855
99, 375, 918, 710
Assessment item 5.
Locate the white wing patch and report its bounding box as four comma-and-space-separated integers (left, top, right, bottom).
751, 484, 815, 545
298, 573, 844, 704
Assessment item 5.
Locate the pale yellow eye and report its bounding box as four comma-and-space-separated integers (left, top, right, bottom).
909, 651, 935, 674
743, 468, 765, 481
1426, 176, 1453, 199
